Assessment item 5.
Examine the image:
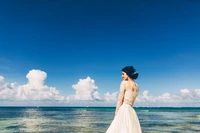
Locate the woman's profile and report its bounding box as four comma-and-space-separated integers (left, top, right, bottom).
106, 66, 142, 133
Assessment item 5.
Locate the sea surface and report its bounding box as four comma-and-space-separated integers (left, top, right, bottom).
0, 107, 200, 133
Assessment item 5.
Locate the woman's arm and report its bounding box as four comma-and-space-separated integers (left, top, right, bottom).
114, 81, 126, 116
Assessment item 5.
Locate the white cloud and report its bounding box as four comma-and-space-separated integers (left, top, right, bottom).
0, 70, 65, 103
104, 92, 118, 102
1, 71, 200, 107
135, 88, 200, 107
70, 77, 101, 101
0, 73, 103, 105
26, 69, 47, 89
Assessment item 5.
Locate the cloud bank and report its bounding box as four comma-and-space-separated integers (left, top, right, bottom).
0, 70, 199, 106
135, 89, 200, 107
104, 92, 118, 102
0, 70, 65, 105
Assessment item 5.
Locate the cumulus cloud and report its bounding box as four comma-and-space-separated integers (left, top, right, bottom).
0, 69, 65, 103
26, 70, 47, 89
104, 92, 118, 102
0, 73, 103, 105
70, 77, 101, 101
135, 89, 200, 107
1, 71, 200, 107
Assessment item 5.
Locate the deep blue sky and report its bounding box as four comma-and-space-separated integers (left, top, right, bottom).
0, 0, 200, 98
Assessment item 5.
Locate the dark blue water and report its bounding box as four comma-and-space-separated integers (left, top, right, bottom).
0, 107, 200, 133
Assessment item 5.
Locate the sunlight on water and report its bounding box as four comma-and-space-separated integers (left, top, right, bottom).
19, 108, 49, 132
0, 107, 200, 133
0, 108, 56, 132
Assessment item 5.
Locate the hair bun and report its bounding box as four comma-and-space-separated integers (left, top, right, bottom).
122, 66, 139, 80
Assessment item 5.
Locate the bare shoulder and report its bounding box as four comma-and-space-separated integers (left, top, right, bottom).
121, 80, 128, 86
120, 80, 127, 90
120, 80, 127, 84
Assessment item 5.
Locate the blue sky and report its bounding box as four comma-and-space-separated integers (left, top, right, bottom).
0, 0, 200, 106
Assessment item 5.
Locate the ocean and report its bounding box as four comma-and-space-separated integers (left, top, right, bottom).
0, 107, 200, 133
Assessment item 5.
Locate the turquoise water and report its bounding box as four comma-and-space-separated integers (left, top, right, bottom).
0, 107, 200, 133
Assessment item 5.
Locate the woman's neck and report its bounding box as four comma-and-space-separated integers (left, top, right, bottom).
127, 78, 134, 82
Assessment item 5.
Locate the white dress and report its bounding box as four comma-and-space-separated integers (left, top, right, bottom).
106, 80, 142, 133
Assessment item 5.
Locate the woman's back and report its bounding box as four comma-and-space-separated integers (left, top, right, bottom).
123, 81, 139, 106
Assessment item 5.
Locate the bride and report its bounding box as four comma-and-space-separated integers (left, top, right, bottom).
106, 66, 142, 133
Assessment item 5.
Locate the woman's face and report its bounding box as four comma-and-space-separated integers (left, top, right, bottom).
121, 71, 128, 80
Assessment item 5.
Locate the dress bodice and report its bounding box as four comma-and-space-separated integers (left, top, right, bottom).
123, 82, 139, 106
115, 80, 139, 115
108, 80, 142, 133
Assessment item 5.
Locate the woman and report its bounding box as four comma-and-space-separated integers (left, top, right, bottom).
106, 66, 142, 133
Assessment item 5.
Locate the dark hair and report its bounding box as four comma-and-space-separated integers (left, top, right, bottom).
122, 66, 139, 80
